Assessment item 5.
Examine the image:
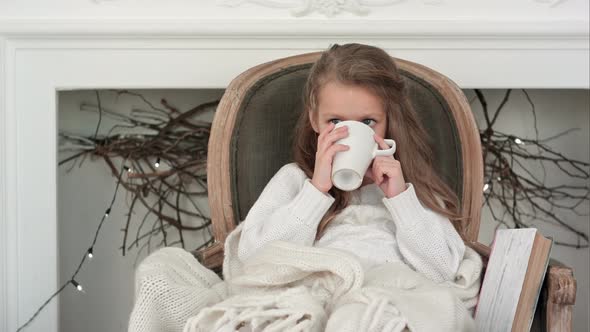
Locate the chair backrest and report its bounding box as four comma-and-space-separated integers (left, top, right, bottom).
207, 51, 483, 248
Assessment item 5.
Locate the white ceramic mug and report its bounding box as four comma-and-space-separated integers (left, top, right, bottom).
331, 120, 396, 191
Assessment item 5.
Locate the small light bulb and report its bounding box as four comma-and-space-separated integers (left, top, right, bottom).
497, 177, 502, 181
87, 248, 94, 259
514, 138, 524, 145
483, 183, 490, 192
155, 157, 161, 168
104, 208, 111, 218
71, 280, 84, 292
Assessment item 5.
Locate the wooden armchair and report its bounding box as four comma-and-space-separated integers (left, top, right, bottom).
194, 52, 576, 331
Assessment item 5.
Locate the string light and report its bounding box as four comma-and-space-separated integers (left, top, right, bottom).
497, 177, 502, 181
514, 137, 525, 145
483, 183, 490, 192
16, 163, 126, 332
155, 157, 161, 168
71, 280, 85, 293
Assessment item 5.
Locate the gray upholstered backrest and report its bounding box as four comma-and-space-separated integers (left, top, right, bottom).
231, 63, 462, 224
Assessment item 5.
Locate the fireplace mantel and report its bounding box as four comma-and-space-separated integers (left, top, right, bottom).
0, 0, 589, 88
1, 1, 588, 331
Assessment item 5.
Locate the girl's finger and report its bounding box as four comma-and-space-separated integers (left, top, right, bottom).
374, 157, 400, 168
374, 134, 397, 160
374, 159, 401, 178
373, 134, 390, 149
323, 126, 349, 146
318, 122, 336, 142
324, 144, 349, 162
318, 122, 335, 140
319, 127, 348, 155
323, 121, 336, 134
372, 161, 384, 184
317, 123, 336, 154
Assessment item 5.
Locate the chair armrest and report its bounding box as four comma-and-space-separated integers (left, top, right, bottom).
545, 260, 576, 331
466, 241, 576, 332
192, 242, 224, 275
546, 259, 577, 305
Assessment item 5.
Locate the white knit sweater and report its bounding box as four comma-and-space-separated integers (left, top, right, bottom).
238, 163, 466, 283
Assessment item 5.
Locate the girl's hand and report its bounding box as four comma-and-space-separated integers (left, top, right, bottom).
311, 122, 350, 193
368, 134, 406, 198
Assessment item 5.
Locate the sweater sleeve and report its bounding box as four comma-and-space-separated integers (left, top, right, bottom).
382, 183, 465, 283
237, 163, 335, 262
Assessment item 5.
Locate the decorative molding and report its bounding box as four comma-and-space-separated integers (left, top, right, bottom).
1, 37, 22, 332
216, 0, 570, 16
534, 0, 569, 7
217, 0, 403, 17
0, 18, 588, 37
86, 0, 570, 9
88, 0, 446, 16
87, 0, 571, 10
0, 35, 7, 332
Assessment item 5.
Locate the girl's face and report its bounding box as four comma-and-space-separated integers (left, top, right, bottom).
310, 80, 387, 138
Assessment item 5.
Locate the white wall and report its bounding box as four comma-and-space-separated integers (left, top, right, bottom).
58, 89, 589, 331
467, 89, 590, 332
57, 89, 223, 332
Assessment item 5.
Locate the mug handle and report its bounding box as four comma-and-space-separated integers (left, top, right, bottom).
374, 139, 396, 157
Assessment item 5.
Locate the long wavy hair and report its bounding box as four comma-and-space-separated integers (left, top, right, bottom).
293, 43, 463, 239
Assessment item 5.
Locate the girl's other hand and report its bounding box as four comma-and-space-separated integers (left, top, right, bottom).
311, 122, 350, 193
368, 134, 406, 198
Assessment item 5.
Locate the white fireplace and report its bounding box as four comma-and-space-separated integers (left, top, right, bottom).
1, 1, 589, 331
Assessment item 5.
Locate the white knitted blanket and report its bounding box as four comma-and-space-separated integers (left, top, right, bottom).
129, 224, 482, 332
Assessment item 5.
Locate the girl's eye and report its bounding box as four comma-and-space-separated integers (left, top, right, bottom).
361, 119, 376, 126
329, 119, 341, 124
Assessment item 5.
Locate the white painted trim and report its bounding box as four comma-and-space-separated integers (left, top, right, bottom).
4, 38, 23, 332
2, 37, 27, 332
0, 18, 588, 37
1, 37, 588, 88
0, 36, 24, 332
0, 35, 8, 332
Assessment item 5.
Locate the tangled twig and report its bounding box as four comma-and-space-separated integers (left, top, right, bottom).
60, 89, 589, 255
59, 90, 217, 256
473, 89, 589, 248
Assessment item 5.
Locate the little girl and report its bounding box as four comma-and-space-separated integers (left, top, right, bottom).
128, 43, 479, 332
237, 43, 466, 283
